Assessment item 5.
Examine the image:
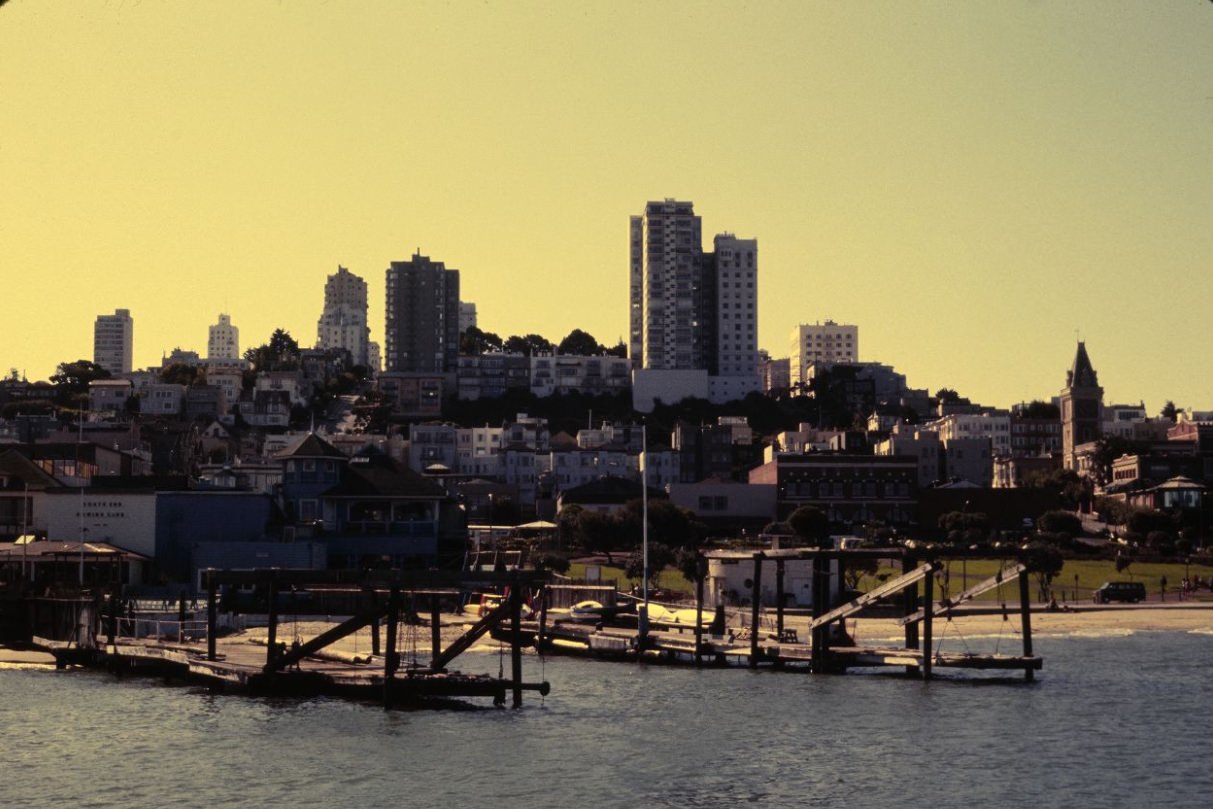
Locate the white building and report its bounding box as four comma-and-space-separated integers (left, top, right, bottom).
919, 411, 1012, 458
530, 353, 632, 398
789, 320, 857, 388
89, 379, 134, 417
208, 313, 240, 360
459, 302, 477, 335
316, 265, 371, 366
709, 233, 761, 402
94, 308, 133, 375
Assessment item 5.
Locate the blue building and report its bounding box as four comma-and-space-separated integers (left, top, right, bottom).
277, 434, 465, 570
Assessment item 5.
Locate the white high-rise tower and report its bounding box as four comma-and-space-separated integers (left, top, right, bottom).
317, 266, 371, 366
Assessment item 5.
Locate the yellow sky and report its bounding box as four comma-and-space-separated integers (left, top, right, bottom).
2, 1, 1210, 410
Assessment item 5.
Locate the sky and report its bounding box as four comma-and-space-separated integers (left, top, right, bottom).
2, 1, 1210, 412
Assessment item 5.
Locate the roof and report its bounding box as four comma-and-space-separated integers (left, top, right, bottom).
275, 432, 347, 460
0, 540, 149, 562
323, 454, 448, 499
1067, 341, 1100, 389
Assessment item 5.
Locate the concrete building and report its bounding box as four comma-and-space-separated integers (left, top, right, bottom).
789, 320, 858, 388
629, 200, 759, 407
207, 313, 240, 361
94, 308, 133, 375
459, 302, 477, 335
748, 452, 919, 525
530, 353, 631, 398
873, 425, 942, 488
317, 266, 370, 367
385, 251, 460, 374
89, 379, 134, 418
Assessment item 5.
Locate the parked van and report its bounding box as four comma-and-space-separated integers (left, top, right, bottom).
1093, 581, 1146, 604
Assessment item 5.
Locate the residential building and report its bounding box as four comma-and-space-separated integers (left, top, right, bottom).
629, 200, 759, 406
207, 313, 240, 360
94, 308, 133, 375
530, 353, 631, 398
384, 251, 460, 374
458, 352, 531, 400
873, 425, 942, 488
89, 379, 134, 417
376, 372, 446, 418
789, 321, 858, 388
748, 452, 919, 524
317, 266, 371, 367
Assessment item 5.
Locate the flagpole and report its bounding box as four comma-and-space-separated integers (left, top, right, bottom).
638, 421, 649, 650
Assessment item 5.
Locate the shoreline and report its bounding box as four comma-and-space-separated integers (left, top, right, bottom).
5, 604, 1213, 667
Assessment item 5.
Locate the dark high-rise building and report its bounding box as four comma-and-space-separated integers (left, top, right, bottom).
384, 251, 460, 373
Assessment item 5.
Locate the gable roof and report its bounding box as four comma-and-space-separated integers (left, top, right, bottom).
276, 432, 347, 460
323, 454, 448, 499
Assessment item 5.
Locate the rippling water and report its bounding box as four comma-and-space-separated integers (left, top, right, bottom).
5, 631, 1213, 809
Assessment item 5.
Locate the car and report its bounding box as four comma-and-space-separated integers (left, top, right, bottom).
1093, 581, 1146, 604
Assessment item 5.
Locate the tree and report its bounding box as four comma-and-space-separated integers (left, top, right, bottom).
577, 509, 621, 562
535, 553, 571, 575
934, 388, 966, 405
604, 341, 628, 359
160, 362, 204, 386
244, 329, 300, 371
617, 498, 700, 550
674, 547, 707, 585
502, 333, 554, 356
1036, 510, 1082, 539
50, 359, 111, 408
557, 329, 602, 356
1160, 400, 1178, 422
938, 510, 991, 546
624, 542, 675, 590
1127, 508, 1173, 538
459, 326, 503, 355
1023, 539, 1064, 602
1091, 436, 1149, 488
788, 505, 831, 547
1018, 400, 1061, 420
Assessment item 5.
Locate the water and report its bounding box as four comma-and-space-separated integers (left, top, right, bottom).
4, 631, 1213, 809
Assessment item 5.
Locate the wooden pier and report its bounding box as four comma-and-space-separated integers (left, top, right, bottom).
27, 568, 552, 709
526, 548, 1044, 680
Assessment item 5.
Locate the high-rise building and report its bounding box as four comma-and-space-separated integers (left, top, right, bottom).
317, 266, 370, 366
94, 308, 133, 374
384, 251, 460, 373
789, 320, 858, 387
459, 302, 477, 335
207, 313, 240, 360
629, 201, 760, 405
629, 200, 704, 370
1060, 341, 1103, 472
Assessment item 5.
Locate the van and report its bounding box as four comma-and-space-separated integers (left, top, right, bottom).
1093, 581, 1146, 604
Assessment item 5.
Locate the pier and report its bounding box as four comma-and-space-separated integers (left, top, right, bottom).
22, 568, 552, 709
528, 548, 1044, 680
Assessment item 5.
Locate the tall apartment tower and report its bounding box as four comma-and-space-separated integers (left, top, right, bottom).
317, 266, 371, 366
629, 200, 705, 370
207, 313, 240, 360
1060, 341, 1104, 472
384, 251, 461, 373
789, 320, 858, 386
629, 201, 760, 404
711, 233, 759, 380
94, 308, 133, 375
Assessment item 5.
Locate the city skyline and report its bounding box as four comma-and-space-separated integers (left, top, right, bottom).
2, 2, 1210, 410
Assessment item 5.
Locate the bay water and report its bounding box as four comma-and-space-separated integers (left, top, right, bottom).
4, 630, 1212, 808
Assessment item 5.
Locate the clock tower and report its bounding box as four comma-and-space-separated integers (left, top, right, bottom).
1060, 341, 1103, 472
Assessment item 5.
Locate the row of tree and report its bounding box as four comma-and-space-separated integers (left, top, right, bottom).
459, 326, 625, 358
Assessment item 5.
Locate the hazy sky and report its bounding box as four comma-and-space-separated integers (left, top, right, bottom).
2, 1, 1210, 411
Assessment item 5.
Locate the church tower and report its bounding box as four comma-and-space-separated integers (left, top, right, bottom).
1060, 341, 1103, 472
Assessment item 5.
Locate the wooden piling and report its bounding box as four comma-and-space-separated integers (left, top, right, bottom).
430, 595, 441, 664
206, 574, 217, 662
775, 559, 785, 639
265, 573, 279, 671
922, 568, 934, 681
810, 553, 828, 674
510, 580, 523, 708
383, 585, 401, 707
902, 555, 920, 676
694, 564, 705, 667
748, 553, 763, 667
1018, 568, 1034, 682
